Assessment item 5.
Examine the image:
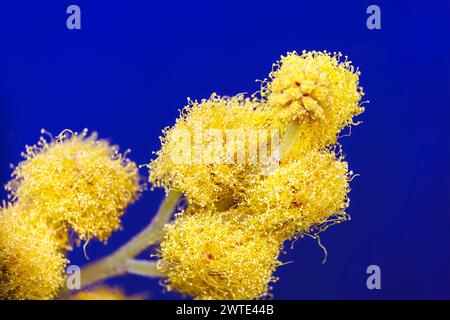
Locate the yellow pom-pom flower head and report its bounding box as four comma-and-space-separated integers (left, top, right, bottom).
244, 150, 351, 240
149, 94, 272, 208
0, 203, 68, 300
263, 51, 364, 153
158, 211, 281, 300
6, 129, 142, 242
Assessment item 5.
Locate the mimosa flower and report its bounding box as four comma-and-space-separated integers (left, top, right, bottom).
6, 129, 141, 242
263, 51, 364, 153
158, 211, 281, 300
149, 94, 271, 208
0, 203, 68, 300
244, 150, 350, 240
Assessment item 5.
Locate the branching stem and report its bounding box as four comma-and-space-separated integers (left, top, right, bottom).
78, 190, 181, 289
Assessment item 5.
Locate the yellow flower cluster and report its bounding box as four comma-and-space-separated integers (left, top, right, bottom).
264, 51, 364, 155
155, 51, 364, 299
159, 212, 281, 299
244, 150, 350, 241
7, 129, 141, 241
1, 130, 141, 299
149, 94, 269, 208
0, 203, 68, 300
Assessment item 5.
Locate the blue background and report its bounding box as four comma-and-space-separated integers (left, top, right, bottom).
1, 1, 449, 299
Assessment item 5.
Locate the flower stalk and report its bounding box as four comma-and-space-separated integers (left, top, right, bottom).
124, 259, 164, 278
79, 190, 181, 288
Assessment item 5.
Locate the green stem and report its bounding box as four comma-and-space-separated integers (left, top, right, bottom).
124, 259, 164, 278
279, 120, 302, 161
79, 190, 181, 288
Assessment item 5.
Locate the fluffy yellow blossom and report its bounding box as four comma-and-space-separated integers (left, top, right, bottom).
0, 203, 68, 300
263, 51, 364, 154
71, 286, 135, 300
244, 150, 350, 240
6, 129, 141, 242
158, 211, 281, 300
149, 94, 270, 208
